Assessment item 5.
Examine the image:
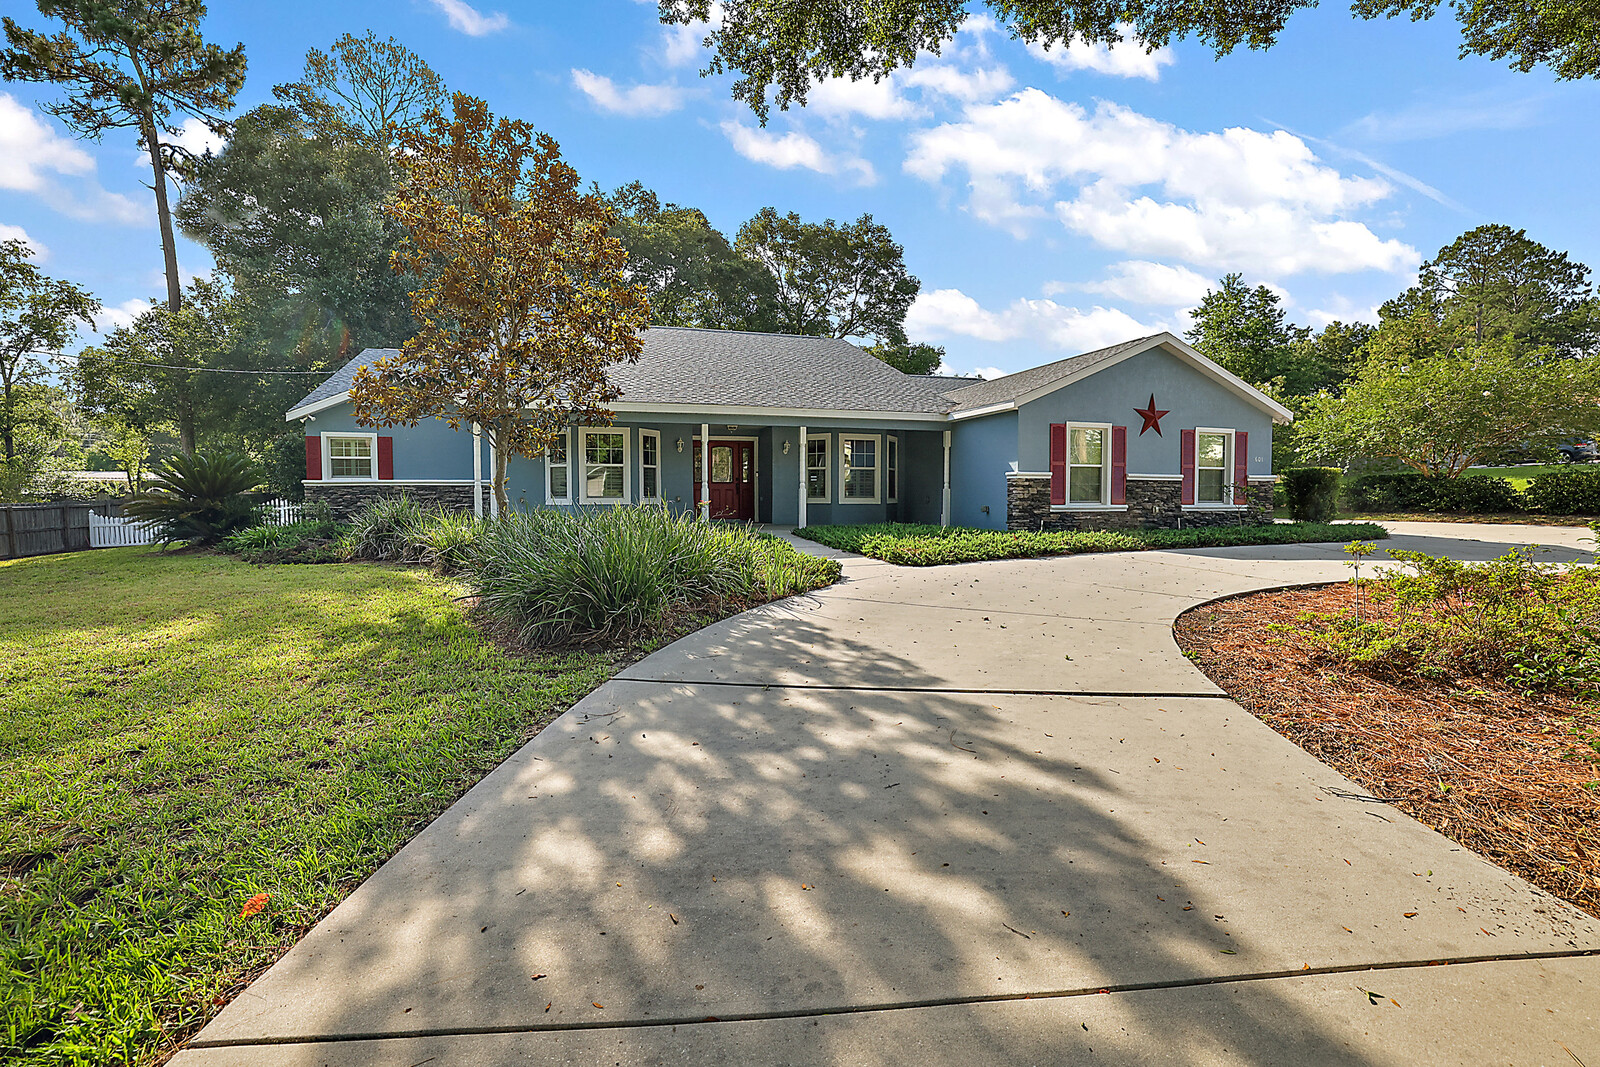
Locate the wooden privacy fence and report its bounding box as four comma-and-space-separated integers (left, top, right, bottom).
1, 503, 92, 559
2, 498, 305, 557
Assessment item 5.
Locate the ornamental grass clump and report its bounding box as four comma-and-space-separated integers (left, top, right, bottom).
1288, 547, 1600, 697
467, 505, 838, 644
344, 496, 428, 562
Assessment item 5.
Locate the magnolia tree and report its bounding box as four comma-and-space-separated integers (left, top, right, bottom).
350, 93, 649, 514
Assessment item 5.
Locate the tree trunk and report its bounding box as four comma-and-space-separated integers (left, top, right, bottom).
1, 373, 13, 463
493, 425, 510, 515
178, 398, 196, 457
140, 109, 183, 314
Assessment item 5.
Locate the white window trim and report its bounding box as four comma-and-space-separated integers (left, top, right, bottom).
1193, 427, 1239, 507
545, 428, 573, 505
640, 429, 661, 501
578, 427, 631, 504
839, 434, 882, 505
886, 435, 899, 504
805, 433, 831, 504
321, 431, 378, 482
1061, 421, 1112, 509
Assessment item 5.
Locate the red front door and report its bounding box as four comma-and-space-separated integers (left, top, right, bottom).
693, 440, 756, 520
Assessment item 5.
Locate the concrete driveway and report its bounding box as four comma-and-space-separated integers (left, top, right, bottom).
173, 522, 1600, 1066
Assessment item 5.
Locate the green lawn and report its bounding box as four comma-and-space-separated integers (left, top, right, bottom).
0, 549, 614, 1065
795, 521, 1388, 566
1461, 464, 1569, 490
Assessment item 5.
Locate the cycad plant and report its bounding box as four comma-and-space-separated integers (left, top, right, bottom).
124, 451, 262, 545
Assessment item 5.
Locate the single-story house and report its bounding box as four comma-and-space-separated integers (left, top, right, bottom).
285, 327, 1291, 530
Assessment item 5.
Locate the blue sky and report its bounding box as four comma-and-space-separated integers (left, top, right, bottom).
3, 0, 1597, 378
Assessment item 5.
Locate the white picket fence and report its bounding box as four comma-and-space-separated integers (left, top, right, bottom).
89, 497, 304, 549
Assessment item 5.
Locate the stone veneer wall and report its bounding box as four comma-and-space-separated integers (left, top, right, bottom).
1006, 476, 1274, 531
303, 482, 476, 520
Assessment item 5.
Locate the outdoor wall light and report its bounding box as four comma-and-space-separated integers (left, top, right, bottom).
727, 424, 739, 432
676, 438, 684, 452
782, 440, 791, 454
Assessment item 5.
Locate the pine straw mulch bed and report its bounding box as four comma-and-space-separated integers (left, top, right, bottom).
1175, 583, 1600, 920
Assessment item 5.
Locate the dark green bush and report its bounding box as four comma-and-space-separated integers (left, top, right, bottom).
796, 522, 1387, 566
344, 496, 429, 561
222, 518, 348, 564
1342, 471, 1524, 514
1280, 467, 1341, 522
123, 451, 263, 545
1525, 467, 1600, 515
467, 506, 838, 643
262, 432, 309, 502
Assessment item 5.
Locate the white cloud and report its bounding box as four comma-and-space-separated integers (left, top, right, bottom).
720, 121, 876, 183
900, 63, 1015, 104
907, 286, 1165, 352
0, 223, 46, 258
1028, 26, 1175, 81
906, 89, 1415, 275
1065, 260, 1214, 308
0, 93, 145, 224
658, 6, 718, 67
171, 117, 225, 159
426, 0, 509, 36
571, 70, 684, 117
972, 365, 1005, 379
95, 298, 154, 333
1305, 294, 1382, 328
0, 92, 94, 190
808, 75, 920, 121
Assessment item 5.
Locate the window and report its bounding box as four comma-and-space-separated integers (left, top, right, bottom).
546, 432, 570, 503
841, 436, 879, 502
1196, 431, 1231, 504
1068, 425, 1107, 504
886, 436, 898, 503
326, 434, 374, 480
640, 430, 660, 500
712, 445, 734, 482
805, 435, 830, 502
581, 430, 627, 502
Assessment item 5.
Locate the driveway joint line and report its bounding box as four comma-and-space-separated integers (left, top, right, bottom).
611, 677, 1230, 698
183, 947, 1600, 1050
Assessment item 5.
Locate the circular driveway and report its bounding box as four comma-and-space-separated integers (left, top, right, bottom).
175, 522, 1600, 1066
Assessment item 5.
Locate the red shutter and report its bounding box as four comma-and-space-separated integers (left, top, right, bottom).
1180, 429, 1196, 505
1048, 423, 1067, 506
304, 436, 321, 481
1110, 425, 1127, 505
377, 436, 394, 480
1233, 430, 1248, 505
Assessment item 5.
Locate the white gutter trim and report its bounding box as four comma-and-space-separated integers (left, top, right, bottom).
948, 401, 1016, 421
607, 400, 948, 423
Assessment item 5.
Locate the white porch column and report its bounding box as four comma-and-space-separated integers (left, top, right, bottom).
941, 429, 952, 528
471, 422, 483, 518
797, 426, 808, 530
699, 423, 710, 521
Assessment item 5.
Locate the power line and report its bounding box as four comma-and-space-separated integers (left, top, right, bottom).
33, 349, 333, 376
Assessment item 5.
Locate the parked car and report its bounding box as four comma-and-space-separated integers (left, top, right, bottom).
1557, 440, 1598, 463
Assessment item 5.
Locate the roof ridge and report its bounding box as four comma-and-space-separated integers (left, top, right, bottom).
645, 324, 859, 343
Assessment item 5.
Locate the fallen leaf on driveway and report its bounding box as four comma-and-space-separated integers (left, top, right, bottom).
1403, 911, 1417, 918
531, 974, 546, 981
670, 914, 680, 924
593, 1002, 604, 1009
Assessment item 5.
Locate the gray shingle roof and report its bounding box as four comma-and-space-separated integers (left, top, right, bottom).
941, 335, 1162, 412
912, 372, 984, 396
290, 328, 954, 416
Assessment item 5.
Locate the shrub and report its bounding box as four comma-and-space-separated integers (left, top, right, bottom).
221, 513, 349, 564
123, 451, 262, 545
262, 432, 309, 502
1342, 470, 1524, 514
1525, 467, 1600, 515
796, 522, 1387, 566
1289, 547, 1600, 696
1280, 467, 1341, 522
414, 508, 486, 574
467, 505, 839, 643
344, 496, 428, 562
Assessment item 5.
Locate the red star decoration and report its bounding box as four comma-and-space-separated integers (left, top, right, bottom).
1134, 394, 1169, 436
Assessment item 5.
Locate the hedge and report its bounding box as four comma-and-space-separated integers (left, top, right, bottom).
1525, 466, 1600, 515
1342, 471, 1525, 514
1280, 467, 1341, 522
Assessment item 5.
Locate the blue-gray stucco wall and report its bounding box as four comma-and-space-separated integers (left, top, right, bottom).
1015, 346, 1275, 477
949, 413, 1016, 530
303, 405, 943, 524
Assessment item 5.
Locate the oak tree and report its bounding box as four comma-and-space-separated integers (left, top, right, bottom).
350, 93, 649, 514
0, 239, 97, 467
2, 0, 246, 312
660, 0, 1600, 121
